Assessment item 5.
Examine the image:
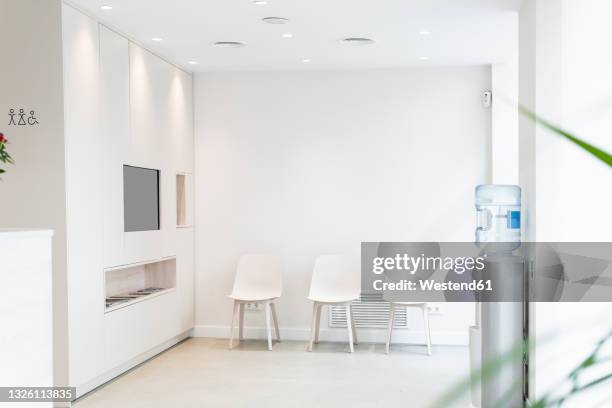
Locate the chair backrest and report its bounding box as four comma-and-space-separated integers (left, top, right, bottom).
231, 254, 282, 299
308, 255, 360, 301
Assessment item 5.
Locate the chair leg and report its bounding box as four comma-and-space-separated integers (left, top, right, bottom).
308, 302, 318, 352
271, 302, 281, 342
386, 303, 395, 354
345, 303, 354, 353
239, 303, 245, 341
264, 301, 273, 351
422, 305, 432, 355
229, 301, 239, 349
314, 304, 322, 344
350, 304, 358, 345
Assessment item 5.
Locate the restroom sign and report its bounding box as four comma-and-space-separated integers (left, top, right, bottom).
7, 108, 38, 126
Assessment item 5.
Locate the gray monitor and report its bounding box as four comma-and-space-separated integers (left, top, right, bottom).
123, 165, 160, 232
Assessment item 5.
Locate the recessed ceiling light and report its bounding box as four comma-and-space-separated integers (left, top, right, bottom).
419, 31, 431, 36
252, 0, 268, 4
340, 37, 375, 46
262, 16, 289, 24
100, 5, 113, 10
302, 58, 311, 63
281, 33, 293, 39
213, 41, 246, 48
188, 61, 198, 65
419, 56, 429, 61
152, 37, 163, 42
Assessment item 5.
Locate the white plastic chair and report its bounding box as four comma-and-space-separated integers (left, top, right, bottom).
385, 302, 432, 355
378, 242, 436, 355
307, 255, 360, 353
228, 254, 282, 351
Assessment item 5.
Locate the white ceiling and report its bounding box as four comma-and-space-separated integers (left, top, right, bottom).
68, 0, 520, 72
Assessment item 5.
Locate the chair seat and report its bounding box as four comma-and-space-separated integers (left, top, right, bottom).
228, 294, 279, 302
307, 296, 358, 304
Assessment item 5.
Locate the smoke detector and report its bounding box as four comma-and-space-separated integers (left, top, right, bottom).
262, 17, 289, 24
340, 37, 375, 46
213, 41, 246, 48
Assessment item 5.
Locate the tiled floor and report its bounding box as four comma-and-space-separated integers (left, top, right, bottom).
74, 338, 471, 408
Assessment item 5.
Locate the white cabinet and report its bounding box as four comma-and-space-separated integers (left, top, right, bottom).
62, 4, 105, 385
169, 68, 195, 171
100, 26, 129, 269
128, 43, 168, 167
127, 43, 177, 262
59, 3, 195, 398
128, 43, 194, 260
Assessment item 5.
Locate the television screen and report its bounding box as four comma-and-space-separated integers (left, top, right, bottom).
123, 165, 160, 232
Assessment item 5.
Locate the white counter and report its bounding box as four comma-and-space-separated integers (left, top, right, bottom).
0, 229, 54, 407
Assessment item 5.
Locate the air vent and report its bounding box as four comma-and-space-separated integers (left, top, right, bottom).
262, 16, 290, 24
329, 293, 408, 328
213, 41, 246, 48
341, 37, 375, 46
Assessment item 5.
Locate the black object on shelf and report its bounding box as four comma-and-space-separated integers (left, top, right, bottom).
105, 287, 166, 309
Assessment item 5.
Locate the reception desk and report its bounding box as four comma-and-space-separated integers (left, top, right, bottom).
0, 229, 53, 407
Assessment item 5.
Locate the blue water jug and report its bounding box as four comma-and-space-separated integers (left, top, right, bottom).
475, 185, 521, 247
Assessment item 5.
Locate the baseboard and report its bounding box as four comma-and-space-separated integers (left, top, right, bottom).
192, 325, 468, 346
69, 329, 192, 403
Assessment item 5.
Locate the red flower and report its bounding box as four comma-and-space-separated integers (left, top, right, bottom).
0, 133, 6, 143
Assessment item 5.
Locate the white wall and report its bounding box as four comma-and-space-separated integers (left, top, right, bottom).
194, 67, 492, 344
519, 0, 612, 403
491, 13, 519, 185
491, 60, 519, 185
0, 0, 69, 389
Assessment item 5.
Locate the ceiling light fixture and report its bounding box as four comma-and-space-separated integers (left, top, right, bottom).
419, 31, 431, 36
340, 37, 375, 46
419, 56, 429, 61
252, 0, 268, 4
302, 58, 311, 63
100, 5, 113, 10
152, 37, 163, 42
188, 61, 198, 65
281, 33, 293, 39
262, 16, 289, 24
213, 41, 246, 48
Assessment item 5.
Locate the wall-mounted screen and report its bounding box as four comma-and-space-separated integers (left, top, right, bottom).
123, 165, 160, 232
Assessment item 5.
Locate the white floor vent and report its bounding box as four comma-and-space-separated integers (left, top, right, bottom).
329, 293, 408, 329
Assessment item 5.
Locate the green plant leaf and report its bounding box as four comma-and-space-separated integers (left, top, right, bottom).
519, 105, 612, 167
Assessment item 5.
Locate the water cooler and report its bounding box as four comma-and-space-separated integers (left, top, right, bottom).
471, 185, 525, 408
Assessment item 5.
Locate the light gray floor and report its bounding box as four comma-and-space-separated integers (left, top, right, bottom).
74, 338, 471, 408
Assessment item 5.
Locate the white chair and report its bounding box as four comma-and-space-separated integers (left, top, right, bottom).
378, 242, 437, 355
228, 254, 282, 351
385, 302, 432, 355
307, 255, 360, 353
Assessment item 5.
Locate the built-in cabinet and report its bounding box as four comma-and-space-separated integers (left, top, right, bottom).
61, 3, 194, 397
100, 25, 129, 269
